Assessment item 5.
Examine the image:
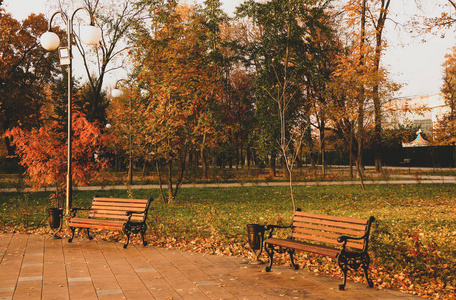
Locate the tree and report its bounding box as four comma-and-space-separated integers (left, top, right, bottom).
370, 0, 391, 172
418, 0, 456, 33
237, 0, 333, 210
52, 0, 147, 124
435, 46, 456, 144
227, 19, 271, 172
0, 11, 62, 155
381, 123, 421, 148
5, 112, 111, 207
130, 0, 224, 203
225, 68, 257, 169
304, 5, 340, 176
330, 0, 397, 185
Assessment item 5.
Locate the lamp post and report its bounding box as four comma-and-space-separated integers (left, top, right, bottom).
40, 8, 101, 216
111, 79, 133, 185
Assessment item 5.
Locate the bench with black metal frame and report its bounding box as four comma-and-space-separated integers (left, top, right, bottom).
264, 209, 375, 290
68, 197, 153, 248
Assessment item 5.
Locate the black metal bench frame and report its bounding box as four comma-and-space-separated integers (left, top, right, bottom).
264, 209, 375, 290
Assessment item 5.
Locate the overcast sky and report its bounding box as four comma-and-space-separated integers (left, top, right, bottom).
3, 0, 456, 98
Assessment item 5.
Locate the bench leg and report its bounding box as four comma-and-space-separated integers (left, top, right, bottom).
87, 229, 93, 240
339, 264, 348, 290
69, 227, 76, 243
362, 255, 374, 288
337, 254, 348, 291
340, 268, 348, 291
288, 249, 299, 270
123, 231, 131, 249
337, 252, 373, 290
265, 244, 274, 272
140, 228, 148, 246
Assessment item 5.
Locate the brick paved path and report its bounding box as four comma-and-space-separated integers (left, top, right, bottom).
0, 233, 419, 299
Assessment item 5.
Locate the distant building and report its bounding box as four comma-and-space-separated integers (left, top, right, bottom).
384, 93, 450, 137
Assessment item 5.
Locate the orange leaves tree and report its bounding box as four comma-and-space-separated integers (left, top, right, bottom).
5, 112, 111, 207
435, 46, 456, 145
330, 0, 399, 183
0, 10, 62, 155
129, 0, 224, 203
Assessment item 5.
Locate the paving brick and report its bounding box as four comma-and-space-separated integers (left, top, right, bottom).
0, 233, 423, 300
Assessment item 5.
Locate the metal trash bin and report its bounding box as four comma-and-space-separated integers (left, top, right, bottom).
246, 224, 265, 264
48, 208, 63, 238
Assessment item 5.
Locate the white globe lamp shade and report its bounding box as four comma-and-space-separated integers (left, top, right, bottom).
111, 89, 122, 98
140, 89, 149, 97
80, 25, 102, 45
40, 31, 60, 51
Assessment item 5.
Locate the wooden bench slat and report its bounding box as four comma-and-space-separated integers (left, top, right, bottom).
68, 218, 124, 231
295, 211, 368, 225
89, 208, 146, 215
293, 223, 366, 238
88, 214, 144, 221
69, 217, 125, 225
265, 238, 340, 257
69, 223, 124, 231
292, 233, 365, 250
92, 202, 146, 211
293, 227, 365, 244
293, 216, 368, 231
92, 200, 149, 206
93, 197, 149, 203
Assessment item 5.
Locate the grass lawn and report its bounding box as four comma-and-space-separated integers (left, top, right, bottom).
1, 183, 455, 298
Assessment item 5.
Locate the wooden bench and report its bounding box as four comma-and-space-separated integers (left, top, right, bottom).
68, 197, 153, 248
264, 210, 375, 290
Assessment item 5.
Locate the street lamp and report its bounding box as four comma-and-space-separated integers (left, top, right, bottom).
111, 79, 133, 185
40, 8, 101, 216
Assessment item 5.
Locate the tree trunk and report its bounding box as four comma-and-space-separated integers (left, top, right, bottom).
356, 0, 367, 179
349, 125, 354, 179
156, 161, 167, 204
373, 0, 390, 172
201, 150, 208, 179
269, 153, 276, 177
320, 119, 326, 176
201, 134, 208, 179
282, 153, 290, 180
167, 160, 174, 204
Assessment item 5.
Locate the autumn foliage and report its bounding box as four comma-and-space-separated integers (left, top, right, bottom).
0, 10, 63, 155
5, 112, 111, 206
120, 1, 225, 203
435, 46, 456, 145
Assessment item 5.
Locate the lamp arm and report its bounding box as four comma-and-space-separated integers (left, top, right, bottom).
115, 78, 129, 89
70, 7, 95, 26
47, 10, 68, 32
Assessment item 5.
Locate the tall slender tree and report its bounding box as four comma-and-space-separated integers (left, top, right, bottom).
131, 0, 224, 203
371, 0, 391, 172
237, 0, 333, 210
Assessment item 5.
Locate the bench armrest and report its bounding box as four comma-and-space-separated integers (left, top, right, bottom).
337, 234, 366, 243
126, 210, 146, 216
337, 216, 375, 249
125, 197, 153, 222
70, 207, 90, 218
125, 209, 147, 222
337, 233, 369, 251
264, 224, 292, 239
